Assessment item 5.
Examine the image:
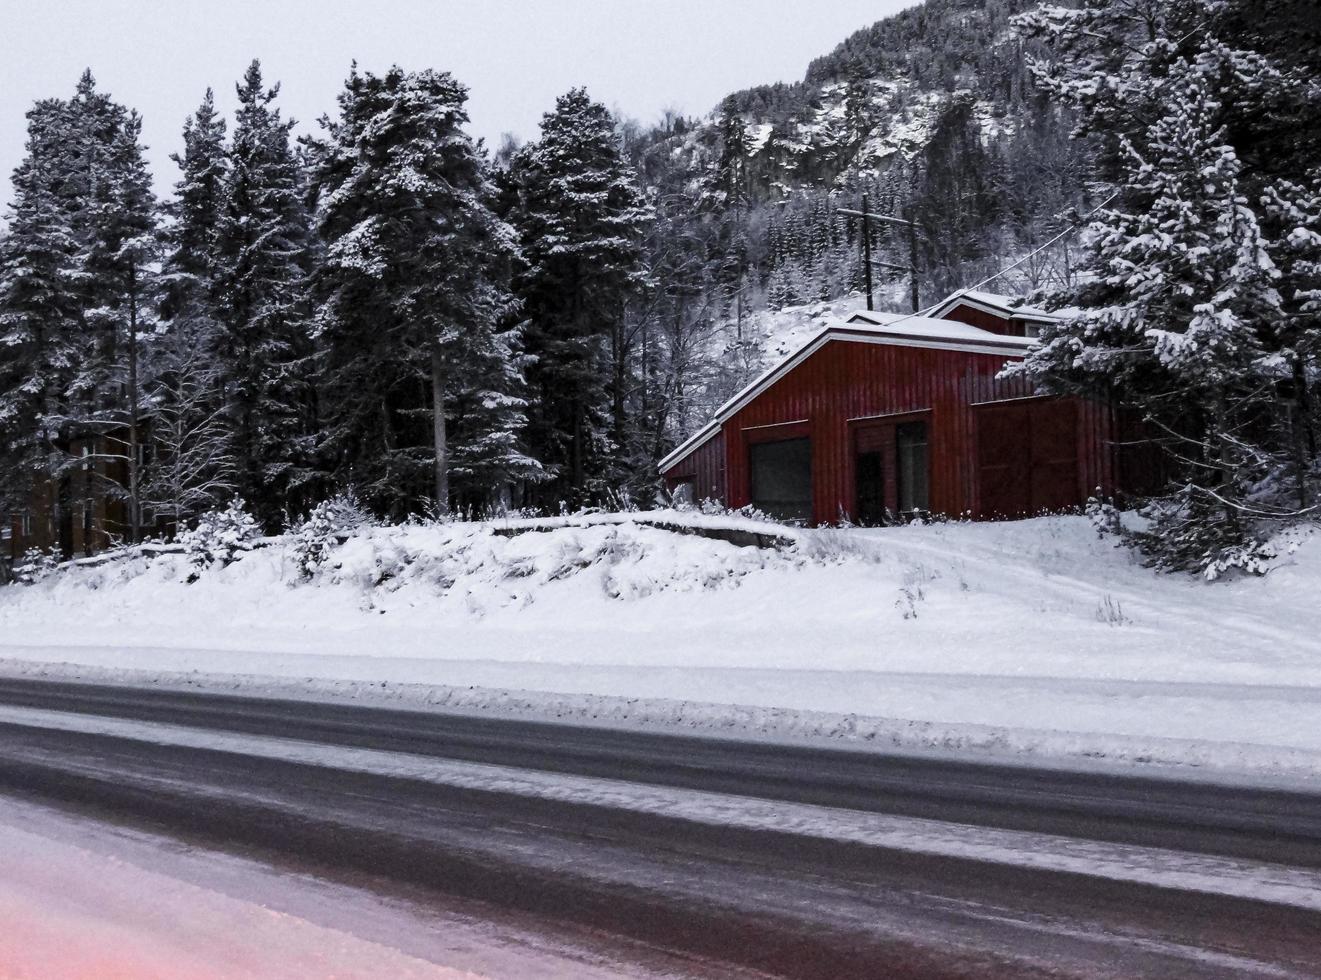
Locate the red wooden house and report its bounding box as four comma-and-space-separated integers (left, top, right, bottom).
660, 290, 1125, 525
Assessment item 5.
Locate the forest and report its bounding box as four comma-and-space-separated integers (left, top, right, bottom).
1, 0, 1318, 575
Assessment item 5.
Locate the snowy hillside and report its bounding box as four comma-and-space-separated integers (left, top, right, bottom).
3, 513, 1321, 780
723, 294, 865, 363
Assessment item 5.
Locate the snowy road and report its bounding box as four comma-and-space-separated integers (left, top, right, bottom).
0, 796, 692, 980
2, 679, 1321, 978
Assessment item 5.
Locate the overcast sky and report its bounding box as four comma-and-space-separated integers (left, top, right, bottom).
1, 0, 917, 205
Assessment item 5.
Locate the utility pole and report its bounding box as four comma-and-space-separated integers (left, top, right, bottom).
836, 201, 922, 313
907, 205, 920, 314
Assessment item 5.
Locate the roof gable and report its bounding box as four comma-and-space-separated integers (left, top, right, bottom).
659, 313, 1033, 473
928, 288, 1061, 323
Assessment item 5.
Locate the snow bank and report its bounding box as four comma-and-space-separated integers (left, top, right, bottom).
3, 512, 1321, 780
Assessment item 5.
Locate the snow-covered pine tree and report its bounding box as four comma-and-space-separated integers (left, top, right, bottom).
148, 89, 234, 531
0, 102, 81, 520
0, 73, 159, 545
70, 89, 159, 543
213, 61, 316, 526
1261, 175, 1321, 508
161, 89, 227, 326
506, 88, 652, 506
443, 322, 544, 514
714, 102, 752, 213
311, 66, 540, 518
1013, 0, 1315, 575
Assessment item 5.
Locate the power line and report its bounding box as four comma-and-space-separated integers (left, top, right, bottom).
874, 191, 1119, 330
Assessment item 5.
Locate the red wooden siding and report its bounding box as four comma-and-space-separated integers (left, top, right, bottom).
716, 339, 1114, 525
940, 302, 1054, 340
662, 430, 726, 505
939, 302, 1020, 336
975, 397, 1084, 518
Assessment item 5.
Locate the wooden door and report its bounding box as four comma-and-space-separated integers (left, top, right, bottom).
976, 399, 1080, 518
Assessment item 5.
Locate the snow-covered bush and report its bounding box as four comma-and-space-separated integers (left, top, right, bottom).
1085, 496, 1124, 540
180, 499, 260, 571
290, 494, 371, 579
1125, 498, 1276, 580
15, 547, 60, 585
696, 499, 775, 524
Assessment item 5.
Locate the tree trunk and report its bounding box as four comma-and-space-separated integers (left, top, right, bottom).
1290, 354, 1314, 509
127, 262, 141, 545
1211, 395, 1239, 533
612, 313, 626, 449
430, 345, 449, 516
572, 398, 584, 494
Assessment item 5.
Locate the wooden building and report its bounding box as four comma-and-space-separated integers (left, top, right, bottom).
660, 290, 1127, 525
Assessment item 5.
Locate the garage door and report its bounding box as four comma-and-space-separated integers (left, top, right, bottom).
749, 437, 812, 522
976, 400, 1079, 518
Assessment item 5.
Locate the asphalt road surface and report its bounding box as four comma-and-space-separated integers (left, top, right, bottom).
0, 676, 1319, 978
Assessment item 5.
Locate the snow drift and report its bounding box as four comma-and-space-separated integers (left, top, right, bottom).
3, 511, 1321, 780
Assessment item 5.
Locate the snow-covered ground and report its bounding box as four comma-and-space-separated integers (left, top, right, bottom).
3, 512, 1320, 779
0, 795, 676, 980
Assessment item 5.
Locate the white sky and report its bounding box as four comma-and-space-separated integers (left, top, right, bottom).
0, 0, 917, 205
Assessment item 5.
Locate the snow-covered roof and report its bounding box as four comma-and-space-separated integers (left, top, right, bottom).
659, 311, 1034, 474
843, 309, 1041, 344
928, 288, 1062, 323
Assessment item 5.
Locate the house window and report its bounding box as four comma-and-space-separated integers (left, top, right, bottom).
896, 422, 929, 513
21, 511, 31, 537
749, 437, 812, 523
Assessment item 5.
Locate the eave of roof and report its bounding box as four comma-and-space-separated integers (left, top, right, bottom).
658, 316, 1034, 473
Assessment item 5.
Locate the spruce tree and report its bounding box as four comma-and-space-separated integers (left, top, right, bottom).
311, 66, 540, 518
714, 101, 752, 212
0, 103, 81, 520
506, 88, 651, 506
150, 89, 234, 528
73, 97, 159, 542
1014, 0, 1317, 574
213, 60, 315, 525
162, 89, 227, 324
0, 73, 158, 545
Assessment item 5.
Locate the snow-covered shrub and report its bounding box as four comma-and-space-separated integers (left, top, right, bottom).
180, 499, 260, 571
795, 529, 879, 564
15, 547, 60, 585
1085, 496, 1124, 540
1199, 541, 1277, 581
1125, 499, 1275, 580
696, 499, 775, 524
290, 494, 370, 579
1084, 492, 1299, 581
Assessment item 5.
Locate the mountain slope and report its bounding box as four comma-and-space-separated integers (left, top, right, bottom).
624, 0, 1093, 446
